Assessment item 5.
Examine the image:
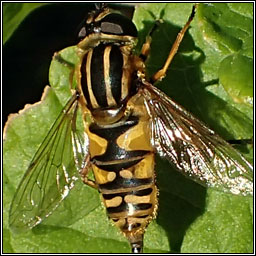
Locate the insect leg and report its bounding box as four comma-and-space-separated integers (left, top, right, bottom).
140, 20, 163, 62
82, 174, 98, 189
151, 4, 198, 83
80, 155, 98, 189
53, 52, 76, 68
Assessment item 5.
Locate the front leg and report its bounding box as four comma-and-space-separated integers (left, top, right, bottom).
139, 20, 163, 62
80, 155, 98, 189
151, 4, 198, 82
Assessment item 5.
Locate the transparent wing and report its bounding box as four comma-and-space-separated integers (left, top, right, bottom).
141, 83, 253, 196
9, 93, 89, 232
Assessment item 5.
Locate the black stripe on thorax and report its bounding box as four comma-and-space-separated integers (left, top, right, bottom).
90, 44, 108, 107
109, 44, 123, 103
80, 54, 92, 109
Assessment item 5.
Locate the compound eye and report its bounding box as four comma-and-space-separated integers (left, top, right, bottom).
100, 13, 137, 37
101, 21, 123, 35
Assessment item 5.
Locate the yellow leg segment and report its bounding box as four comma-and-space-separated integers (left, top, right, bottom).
151, 4, 198, 82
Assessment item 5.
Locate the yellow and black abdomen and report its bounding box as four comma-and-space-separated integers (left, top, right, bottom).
87, 107, 158, 250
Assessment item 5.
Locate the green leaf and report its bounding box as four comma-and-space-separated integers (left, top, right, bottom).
3, 3, 48, 44
3, 3, 253, 254
198, 3, 253, 106
181, 191, 253, 253
219, 53, 253, 105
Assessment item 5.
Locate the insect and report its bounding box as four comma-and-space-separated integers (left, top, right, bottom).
8, 3, 253, 253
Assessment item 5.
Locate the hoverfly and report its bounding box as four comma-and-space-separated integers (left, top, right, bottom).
7, 3, 253, 253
